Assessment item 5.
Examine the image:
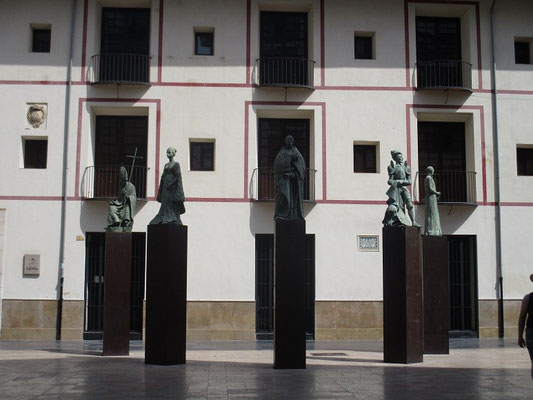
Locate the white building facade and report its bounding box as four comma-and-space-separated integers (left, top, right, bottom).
0, 0, 532, 340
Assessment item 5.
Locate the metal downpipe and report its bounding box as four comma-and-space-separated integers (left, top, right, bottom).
490, 0, 504, 339
56, 0, 77, 341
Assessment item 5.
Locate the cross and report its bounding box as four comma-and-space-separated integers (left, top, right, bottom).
126, 147, 144, 180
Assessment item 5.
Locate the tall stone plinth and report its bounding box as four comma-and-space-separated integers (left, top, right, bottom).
383, 225, 423, 364
103, 232, 132, 356
274, 219, 307, 369
145, 224, 188, 365
422, 235, 449, 354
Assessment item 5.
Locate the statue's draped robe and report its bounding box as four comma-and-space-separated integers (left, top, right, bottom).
273, 146, 306, 220
424, 175, 442, 235
150, 161, 186, 224
382, 161, 412, 226
106, 181, 136, 231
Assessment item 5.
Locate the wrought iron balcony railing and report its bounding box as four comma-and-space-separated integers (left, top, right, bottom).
417, 170, 476, 205
251, 167, 317, 203
255, 57, 315, 88
82, 165, 149, 200
91, 54, 151, 85
416, 60, 472, 91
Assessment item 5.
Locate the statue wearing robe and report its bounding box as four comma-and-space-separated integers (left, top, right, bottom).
424, 166, 442, 236
274, 135, 306, 220
150, 147, 186, 225
105, 167, 136, 232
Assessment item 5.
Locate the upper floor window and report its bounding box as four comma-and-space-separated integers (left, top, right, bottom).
190, 141, 215, 171
31, 25, 51, 53
92, 8, 150, 84
353, 143, 377, 173
23, 137, 48, 168
354, 33, 374, 60
194, 30, 214, 56
517, 147, 533, 176
515, 39, 531, 65
415, 17, 471, 90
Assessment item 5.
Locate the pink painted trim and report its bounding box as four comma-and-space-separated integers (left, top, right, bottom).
0, 196, 63, 201
499, 202, 533, 207
246, 0, 251, 85
406, 103, 487, 204
155, 82, 252, 88
155, 101, 161, 195
498, 89, 533, 95
187, 197, 251, 203
320, 0, 325, 86
157, 0, 164, 83
244, 101, 250, 199
74, 98, 162, 199
0, 80, 68, 85
317, 199, 386, 205
315, 85, 414, 91
404, 0, 483, 90
81, 0, 89, 83
321, 103, 327, 200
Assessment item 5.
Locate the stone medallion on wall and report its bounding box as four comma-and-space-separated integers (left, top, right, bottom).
26, 103, 47, 130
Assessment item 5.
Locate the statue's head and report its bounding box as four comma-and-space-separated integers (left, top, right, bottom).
426, 166, 434, 175
391, 150, 403, 163
167, 147, 177, 158
530, 273, 533, 283
284, 135, 295, 148
119, 166, 128, 182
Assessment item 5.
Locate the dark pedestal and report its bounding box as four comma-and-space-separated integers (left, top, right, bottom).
145, 224, 188, 365
273, 219, 307, 369
383, 225, 423, 364
103, 232, 132, 356
422, 235, 449, 354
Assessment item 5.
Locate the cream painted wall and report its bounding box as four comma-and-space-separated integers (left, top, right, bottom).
0, 1, 532, 326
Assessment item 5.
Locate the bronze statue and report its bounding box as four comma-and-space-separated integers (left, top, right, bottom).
105, 167, 136, 232
424, 166, 442, 236
274, 135, 306, 220
150, 147, 186, 225
382, 150, 420, 227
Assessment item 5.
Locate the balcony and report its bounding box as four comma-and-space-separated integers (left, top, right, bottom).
417, 170, 476, 205
255, 58, 315, 89
416, 60, 472, 91
81, 165, 149, 201
91, 54, 151, 85
251, 168, 317, 203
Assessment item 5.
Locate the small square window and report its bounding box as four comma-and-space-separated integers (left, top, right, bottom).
32, 27, 51, 53
354, 144, 377, 173
354, 33, 374, 60
190, 141, 214, 171
24, 138, 48, 168
517, 147, 533, 176
515, 40, 531, 64
195, 31, 214, 56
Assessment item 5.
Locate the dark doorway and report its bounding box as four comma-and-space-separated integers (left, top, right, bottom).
447, 235, 478, 337
259, 11, 309, 86
257, 118, 311, 201
255, 234, 315, 340
94, 116, 148, 199
416, 16, 463, 88
418, 121, 470, 203
99, 7, 150, 83
84, 232, 146, 340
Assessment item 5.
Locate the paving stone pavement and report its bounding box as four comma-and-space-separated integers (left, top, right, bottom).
0, 339, 530, 399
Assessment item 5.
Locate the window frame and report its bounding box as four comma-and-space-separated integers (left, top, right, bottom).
353, 142, 379, 173
354, 32, 375, 60
194, 30, 215, 56
31, 25, 51, 53
189, 140, 215, 171
514, 39, 531, 65
23, 137, 48, 169
517, 146, 533, 176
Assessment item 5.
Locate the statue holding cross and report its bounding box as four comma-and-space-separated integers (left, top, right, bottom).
105, 149, 140, 232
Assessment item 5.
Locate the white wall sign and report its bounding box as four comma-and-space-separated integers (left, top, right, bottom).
23, 254, 40, 276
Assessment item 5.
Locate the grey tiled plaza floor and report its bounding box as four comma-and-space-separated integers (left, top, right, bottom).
0, 339, 531, 399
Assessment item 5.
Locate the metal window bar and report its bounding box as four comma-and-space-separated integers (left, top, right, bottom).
416, 60, 472, 90
256, 57, 315, 87
82, 165, 149, 200
92, 54, 150, 84
251, 168, 316, 202
418, 170, 476, 204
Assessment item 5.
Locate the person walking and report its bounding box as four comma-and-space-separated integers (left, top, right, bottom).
518, 273, 533, 380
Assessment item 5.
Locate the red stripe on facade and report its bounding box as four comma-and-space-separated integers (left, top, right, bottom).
74, 99, 84, 198
479, 107, 487, 203
321, 103, 327, 200
0, 196, 63, 201
244, 101, 250, 199
155, 100, 161, 197
497, 90, 533, 95
81, 0, 89, 83
187, 197, 251, 203
317, 199, 386, 205
404, 0, 411, 88
320, 0, 325, 86
474, 2, 483, 89
157, 0, 164, 83
155, 82, 252, 87
246, 0, 251, 85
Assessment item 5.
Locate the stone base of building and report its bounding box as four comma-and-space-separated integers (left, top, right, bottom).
0, 299, 523, 340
